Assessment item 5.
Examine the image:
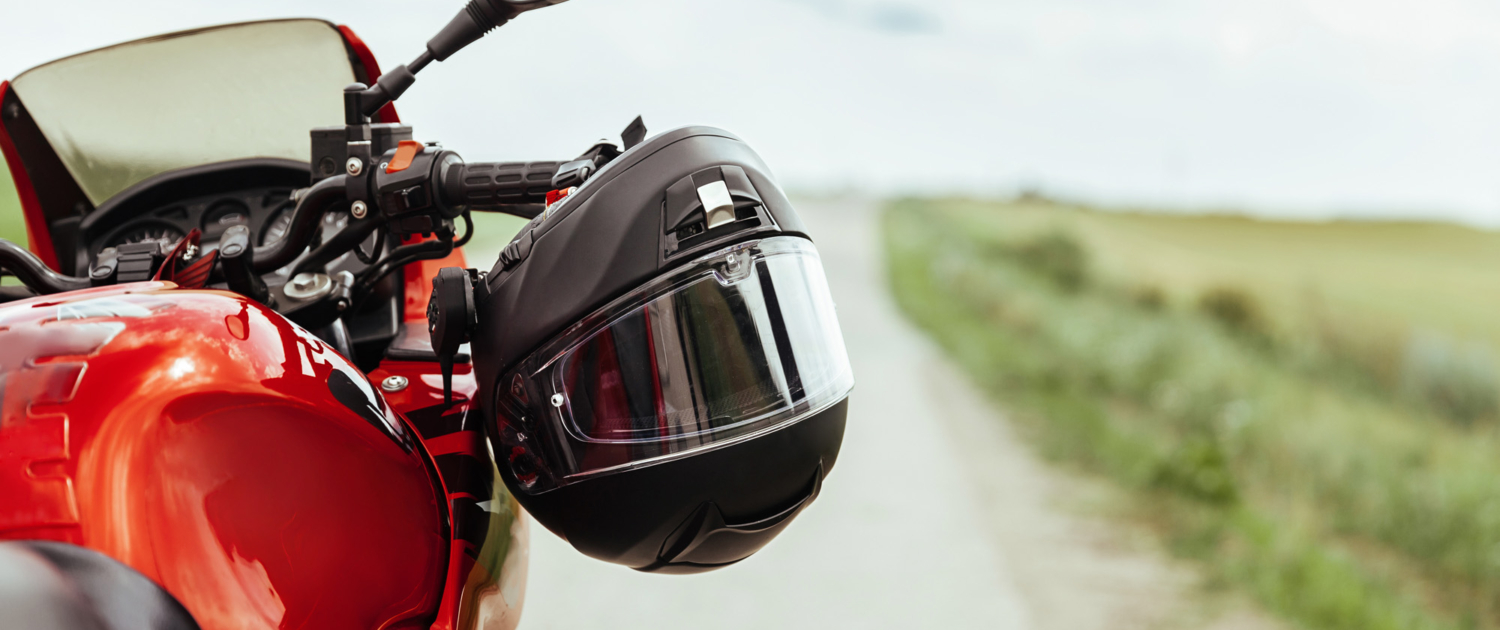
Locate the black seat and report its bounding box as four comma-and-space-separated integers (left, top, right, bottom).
0, 540, 200, 630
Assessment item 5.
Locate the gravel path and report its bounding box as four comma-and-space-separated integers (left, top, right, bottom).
483, 198, 1280, 630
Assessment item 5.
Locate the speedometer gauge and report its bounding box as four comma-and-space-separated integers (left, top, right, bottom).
106, 222, 185, 251
262, 208, 293, 246
262, 207, 350, 246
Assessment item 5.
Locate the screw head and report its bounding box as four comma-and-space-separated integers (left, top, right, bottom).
345, 157, 363, 176
550, 393, 565, 407
381, 375, 409, 392
351, 200, 368, 219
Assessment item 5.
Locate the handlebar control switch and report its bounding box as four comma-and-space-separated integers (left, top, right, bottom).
374, 144, 465, 236
113, 242, 168, 284
428, 267, 483, 403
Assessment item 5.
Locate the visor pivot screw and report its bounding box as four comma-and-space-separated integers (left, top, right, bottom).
381, 375, 409, 392
351, 200, 369, 219
345, 157, 364, 176
551, 393, 566, 407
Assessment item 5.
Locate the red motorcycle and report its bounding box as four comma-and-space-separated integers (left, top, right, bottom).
0, 2, 854, 629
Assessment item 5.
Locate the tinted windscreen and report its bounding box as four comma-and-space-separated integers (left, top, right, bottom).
10, 20, 354, 205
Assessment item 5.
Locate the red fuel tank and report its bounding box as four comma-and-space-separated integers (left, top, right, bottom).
0, 282, 448, 629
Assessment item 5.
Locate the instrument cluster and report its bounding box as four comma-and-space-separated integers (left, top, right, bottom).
94, 188, 294, 256
87, 186, 362, 280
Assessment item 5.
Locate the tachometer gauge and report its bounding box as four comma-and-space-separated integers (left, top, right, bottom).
105, 222, 185, 251
202, 200, 250, 241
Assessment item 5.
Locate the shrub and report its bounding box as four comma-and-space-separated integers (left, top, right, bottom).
1012, 231, 1089, 291
1399, 330, 1500, 425
1199, 286, 1266, 338
1131, 284, 1167, 310
1152, 437, 1239, 505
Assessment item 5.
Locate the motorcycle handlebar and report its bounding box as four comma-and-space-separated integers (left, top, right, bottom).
0, 239, 89, 294
442, 161, 561, 208
253, 174, 349, 273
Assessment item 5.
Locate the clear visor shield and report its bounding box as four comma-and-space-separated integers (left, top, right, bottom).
496, 236, 853, 494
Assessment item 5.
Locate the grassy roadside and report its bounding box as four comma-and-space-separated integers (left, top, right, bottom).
0, 151, 31, 246
884, 198, 1500, 630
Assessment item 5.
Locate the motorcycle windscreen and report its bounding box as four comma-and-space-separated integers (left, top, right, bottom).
8, 20, 355, 206
499, 236, 853, 494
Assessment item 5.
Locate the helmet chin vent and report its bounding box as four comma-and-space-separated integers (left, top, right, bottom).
642, 464, 823, 574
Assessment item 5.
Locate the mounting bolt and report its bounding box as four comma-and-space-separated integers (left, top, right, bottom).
351, 200, 368, 219
550, 393, 565, 407
381, 375, 409, 392
345, 157, 363, 176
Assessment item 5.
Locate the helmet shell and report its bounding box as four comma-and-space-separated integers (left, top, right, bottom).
471, 127, 847, 572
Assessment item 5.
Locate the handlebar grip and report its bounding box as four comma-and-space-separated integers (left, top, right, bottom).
442, 161, 562, 207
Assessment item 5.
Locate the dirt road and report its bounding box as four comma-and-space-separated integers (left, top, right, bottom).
500, 198, 1277, 630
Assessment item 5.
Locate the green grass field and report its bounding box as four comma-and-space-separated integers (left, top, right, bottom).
929, 199, 1500, 353
885, 198, 1500, 630
0, 152, 31, 247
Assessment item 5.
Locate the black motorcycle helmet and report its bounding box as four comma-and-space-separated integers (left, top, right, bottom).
467, 127, 852, 573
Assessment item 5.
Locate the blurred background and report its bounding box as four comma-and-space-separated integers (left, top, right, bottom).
6, 1, 1500, 629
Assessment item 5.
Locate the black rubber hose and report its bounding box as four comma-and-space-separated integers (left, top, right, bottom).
254, 175, 349, 273
454, 211, 475, 248
0, 239, 89, 294
355, 237, 454, 296
290, 213, 383, 278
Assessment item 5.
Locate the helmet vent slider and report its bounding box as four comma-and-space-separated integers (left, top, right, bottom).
697, 180, 736, 230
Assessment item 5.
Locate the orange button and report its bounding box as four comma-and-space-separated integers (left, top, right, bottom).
386, 140, 424, 174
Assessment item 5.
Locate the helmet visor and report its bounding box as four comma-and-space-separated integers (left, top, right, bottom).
496, 236, 853, 493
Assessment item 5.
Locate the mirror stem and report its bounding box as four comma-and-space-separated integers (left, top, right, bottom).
355, 0, 521, 120
409, 50, 435, 74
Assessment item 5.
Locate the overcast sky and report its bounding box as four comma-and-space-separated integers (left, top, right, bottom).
4, 0, 1500, 224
